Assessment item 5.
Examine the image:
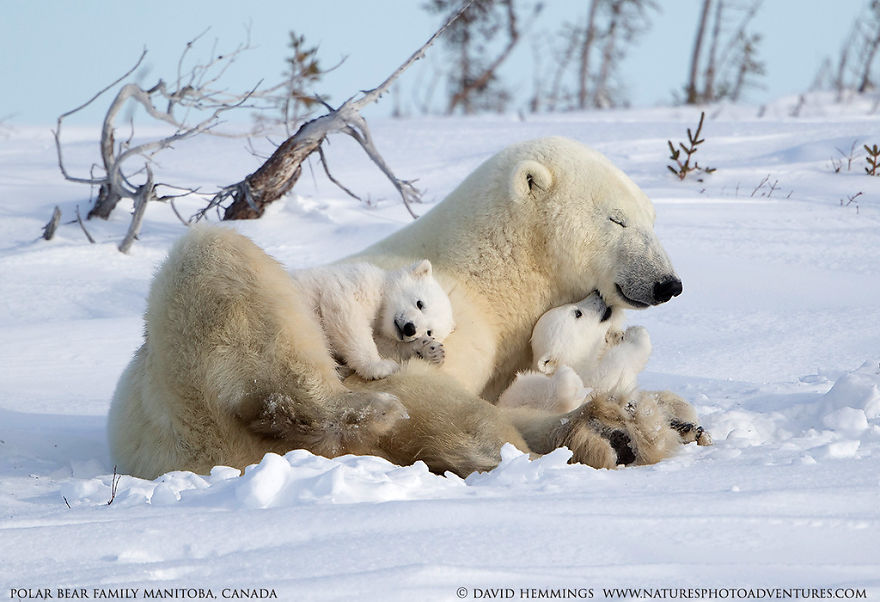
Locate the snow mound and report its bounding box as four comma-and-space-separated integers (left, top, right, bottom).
811, 360, 880, 458
819, 360, 880, 423
60, 444, 600, 509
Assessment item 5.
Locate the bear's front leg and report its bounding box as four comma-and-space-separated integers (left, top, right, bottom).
323, 308, 400, 380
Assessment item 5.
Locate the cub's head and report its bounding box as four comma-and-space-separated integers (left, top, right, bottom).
531, 291, 613, 375
379, 260, 455, 343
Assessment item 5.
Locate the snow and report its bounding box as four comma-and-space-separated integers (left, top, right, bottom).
2, 97, 880, 599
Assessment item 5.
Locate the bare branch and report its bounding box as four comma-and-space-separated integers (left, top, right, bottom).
119, 167, 155, 254
203, 4, 473, 221
357, 0, 475, 113
343, 117, 419, 218
168, 197, 191, 227
75, 206, 95, 244
42, 206, 62, 241
317, 145, 363, 202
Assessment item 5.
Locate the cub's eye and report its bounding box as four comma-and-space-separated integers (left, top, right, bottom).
427, 330, 433, 337
574, 309, 583, 319
416, 300, 425, 310
609, 215, 627, 228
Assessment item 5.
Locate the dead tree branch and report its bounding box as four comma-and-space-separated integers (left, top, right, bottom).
75, 206, 95, 244
50, 33, 270, 252
198, 1, 473, 222
42, 206, 62, 241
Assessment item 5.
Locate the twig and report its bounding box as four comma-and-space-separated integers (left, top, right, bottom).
107, 465, 121, 505
835, 140, 859, 172
168, 197, 191, 226
751, 174, 770, 197
118, 167, 155, 253
317, 145, 363, 202
841, 191, 863, 213
75, 206, 95, 243
42, 206, 62, 241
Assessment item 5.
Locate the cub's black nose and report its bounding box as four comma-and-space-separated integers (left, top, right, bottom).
403, 322, 416, 337
653, 277, 683, 304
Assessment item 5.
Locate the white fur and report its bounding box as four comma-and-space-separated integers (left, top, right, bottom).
108, 138, 692, 479
497, 293, 653, 412
356, 137, 680, 401
290, 260, 455, 380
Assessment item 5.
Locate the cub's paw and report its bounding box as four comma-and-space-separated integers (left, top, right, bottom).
552, 365, 586, 411
605, 329, 625, 346
413, 336, 446, 365
357, 358, 400, 380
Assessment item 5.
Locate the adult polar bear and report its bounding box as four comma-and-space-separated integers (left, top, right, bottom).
108, 136, 683, 479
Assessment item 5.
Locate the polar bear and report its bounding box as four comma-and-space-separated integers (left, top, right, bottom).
109, 137, 697, 479
289, 260, 453, 381
498, 292, 652, 413
497, 292, 710, 466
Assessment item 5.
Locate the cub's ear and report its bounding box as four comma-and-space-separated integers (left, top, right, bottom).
410, 259, 432, 278
536, 353, 558, 375
510, 160, 553, 203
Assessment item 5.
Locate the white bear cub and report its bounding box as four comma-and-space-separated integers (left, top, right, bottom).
291, 260, 455, 381
498, 291, 651, 413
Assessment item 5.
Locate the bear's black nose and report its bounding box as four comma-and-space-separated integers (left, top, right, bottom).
653, 277, 683, 304
403, 322, 417, 337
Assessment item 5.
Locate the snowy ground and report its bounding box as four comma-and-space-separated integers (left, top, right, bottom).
2, 96, 880, 600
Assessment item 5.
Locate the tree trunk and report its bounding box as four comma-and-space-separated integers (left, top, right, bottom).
578, 0, 601, 110
88, 127, 122, 219
223, 122, 324, 219
594, 0, 621, 108
89, 183, 124, 220
704, 0, 723, 102
448, 0, 519, 114
858, 26, 880, 93
686, 0, 712, 104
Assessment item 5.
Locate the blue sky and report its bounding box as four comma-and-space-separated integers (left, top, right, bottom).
0, 1, 863, 125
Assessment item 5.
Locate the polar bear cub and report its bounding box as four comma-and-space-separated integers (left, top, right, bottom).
290, 260, 455, 381
498, 291, 651, 413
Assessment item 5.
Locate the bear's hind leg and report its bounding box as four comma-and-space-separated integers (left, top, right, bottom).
647, 390, 713, 446
244, 389, 409, 458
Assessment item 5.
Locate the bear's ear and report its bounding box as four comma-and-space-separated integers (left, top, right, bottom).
410, 259, 432, 279
510, 160, 553, 203
537, 353, 558, 375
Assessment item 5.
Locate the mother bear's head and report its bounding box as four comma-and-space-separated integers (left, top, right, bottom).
380, 136, 681, 311
505, 136, 682, 309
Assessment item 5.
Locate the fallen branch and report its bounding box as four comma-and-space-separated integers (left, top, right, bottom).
197, 0, 474, 222
42, 206, 62, 241
50, 31, 272, 252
